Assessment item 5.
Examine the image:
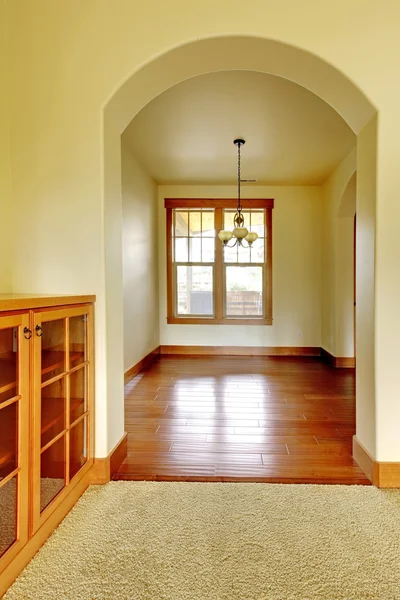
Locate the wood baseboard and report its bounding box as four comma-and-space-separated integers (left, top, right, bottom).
91, 433, 128, 484
159, 345, 321, 357
159, 345, 355, 365
321, 348, 355, 368
124, 346, 160, 384
353, 436, 400, 487
0, 468, 92, 598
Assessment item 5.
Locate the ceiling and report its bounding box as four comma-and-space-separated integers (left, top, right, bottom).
122, 71, 355, 186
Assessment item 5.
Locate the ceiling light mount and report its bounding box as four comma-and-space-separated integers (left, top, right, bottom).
233, 138, 246, 148
217, 139, 258, 248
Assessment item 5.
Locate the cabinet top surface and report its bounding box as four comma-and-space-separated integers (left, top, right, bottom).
0, 294, 96, 312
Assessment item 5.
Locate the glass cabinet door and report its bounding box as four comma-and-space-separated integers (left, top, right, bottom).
0, 314, 29, 569
36, 317, 67, 518
33, 306, 92, 532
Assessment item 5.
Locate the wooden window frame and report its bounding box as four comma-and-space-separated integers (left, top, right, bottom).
165, 198, 274, 325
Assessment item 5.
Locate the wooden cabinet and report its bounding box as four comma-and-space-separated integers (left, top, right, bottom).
0, 313, 30, 571
0, 295, 95, 588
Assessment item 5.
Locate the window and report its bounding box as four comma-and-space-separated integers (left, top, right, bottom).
165, 198, 273, 325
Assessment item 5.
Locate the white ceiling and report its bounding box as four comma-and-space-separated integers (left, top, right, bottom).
122, 71, 355, 186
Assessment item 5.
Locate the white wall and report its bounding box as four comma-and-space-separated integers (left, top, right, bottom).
122, 143, 159, 371
321, 149, 356, 357
159, 185, 321, 347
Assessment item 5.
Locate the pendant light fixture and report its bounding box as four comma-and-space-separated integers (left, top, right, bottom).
217, 139, 258, 247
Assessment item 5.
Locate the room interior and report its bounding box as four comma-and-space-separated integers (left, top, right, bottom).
115, 69, 361, 482
1, 3, 400, 597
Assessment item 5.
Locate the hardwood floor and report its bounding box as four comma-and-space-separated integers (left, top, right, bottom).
113, 356, 370, 485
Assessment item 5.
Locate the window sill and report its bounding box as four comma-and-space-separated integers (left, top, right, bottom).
167, 317, 273, 326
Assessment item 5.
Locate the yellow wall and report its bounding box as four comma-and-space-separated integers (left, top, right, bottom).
0, 1, 12, 291
356, 116, 377, 457
321, 149, 356, 357
4, 0, 400, 460
159, 185, 322, 347
122, 143, 159, 372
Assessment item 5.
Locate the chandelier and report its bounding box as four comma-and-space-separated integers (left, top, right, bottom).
217, 139, 258, 247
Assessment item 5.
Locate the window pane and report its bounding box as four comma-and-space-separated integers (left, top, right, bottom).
202, 211, 214, 236
176, 266, 213, 315
238, 244, 251, 263
188, 212, 202, 237
175, 238, 188, 262
224, 210, 236, 230
225, 266, 263, 316
224, 244, 237, 263
251, 237, 265, 263
251, 210, 265, 237
174, 211, 188, 237
202, 238, 215, 262
189, 238, 201, 262
224, 209, 250, 229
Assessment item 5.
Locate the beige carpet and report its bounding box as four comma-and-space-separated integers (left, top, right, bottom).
4, 482, 400, 600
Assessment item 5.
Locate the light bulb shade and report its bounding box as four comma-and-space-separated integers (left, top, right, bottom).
218, 230, 234, 242
245, 231, 258, 244
233, 227, 248, 239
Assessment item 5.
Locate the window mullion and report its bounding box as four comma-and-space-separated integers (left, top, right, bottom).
266, 207, 273, 322
215, 208, 223, 320
166, 208, 174, 319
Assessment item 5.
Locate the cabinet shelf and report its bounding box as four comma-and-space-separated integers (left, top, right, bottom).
41, 351, 66, 377
1, 352, 85, 397
41, 397, 85, 449
0, 358, 17, 397
40, 398, 84, 447
0, 448, 14, 469
41, 350, 85, 378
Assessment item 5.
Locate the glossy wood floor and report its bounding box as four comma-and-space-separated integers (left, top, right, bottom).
114, 356, 370, 485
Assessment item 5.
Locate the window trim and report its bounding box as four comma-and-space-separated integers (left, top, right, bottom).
165, 198, 274, 325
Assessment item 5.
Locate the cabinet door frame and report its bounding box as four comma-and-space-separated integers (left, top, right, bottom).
0, 313, 30, 573
31, 304, 94, 534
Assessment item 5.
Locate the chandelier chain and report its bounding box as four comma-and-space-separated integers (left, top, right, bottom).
218, 138, 258, 248
237, 141, 241, 213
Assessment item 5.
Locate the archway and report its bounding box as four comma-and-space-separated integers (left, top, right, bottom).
102, 35, 377, 470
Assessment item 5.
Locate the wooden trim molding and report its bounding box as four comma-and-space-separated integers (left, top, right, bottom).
165, 198, 274, 209
160, 345, 321, 357
124, 346, 161, 384
165, 200, 273, 326
335, 357, 355, 368
321, 348, 355, 368
158, 345, 356, 362
91, 433, 128, 484
0, 294, 96, 312
353, 436, 400, 487
166, 317, 272, 326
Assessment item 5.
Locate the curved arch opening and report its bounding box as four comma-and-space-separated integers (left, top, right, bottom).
102, 35, 377, 472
